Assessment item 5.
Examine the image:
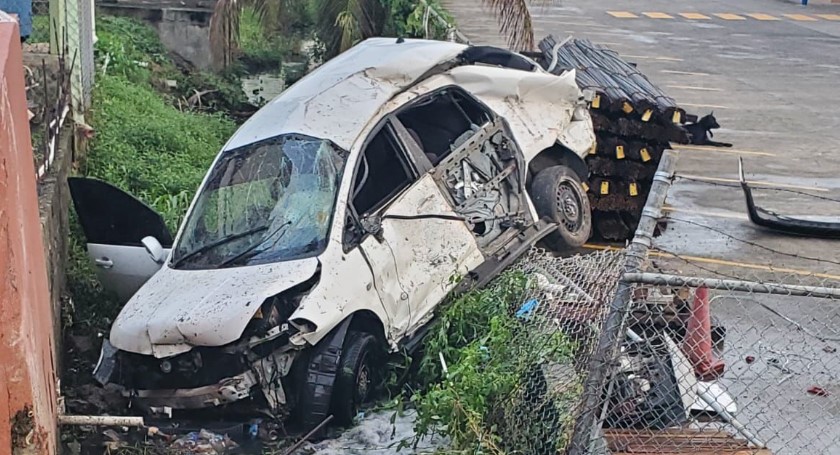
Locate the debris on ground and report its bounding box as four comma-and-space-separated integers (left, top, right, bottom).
170, 429, 240, 454
739, 157, 840, 238
807, 386, 830, 397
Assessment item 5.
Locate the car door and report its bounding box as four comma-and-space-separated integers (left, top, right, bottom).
346, 119, 484, 340
68, 177, 174, 301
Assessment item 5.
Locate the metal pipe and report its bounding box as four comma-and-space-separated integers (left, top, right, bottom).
697, 389, 765, 448
623, 272, 840, 299
568, 149, 680, 454
282, 415, 334, 455
419, 0, 471, 44
58, 415, 145, 427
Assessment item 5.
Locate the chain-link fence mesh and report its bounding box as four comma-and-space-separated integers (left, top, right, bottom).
415, 248, 626, 454
31, 0, 50, 42
579, 270, 840, 455
507, 248, 627, 454
460, 163, 839, 455
554, 173, 840, 454
67, 0, 94, 112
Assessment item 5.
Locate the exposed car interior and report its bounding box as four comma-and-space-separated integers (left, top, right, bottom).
397, 89, 490, 166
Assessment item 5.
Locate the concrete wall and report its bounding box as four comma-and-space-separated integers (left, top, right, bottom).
0, 11, 57, 455
97, 4, 214, 69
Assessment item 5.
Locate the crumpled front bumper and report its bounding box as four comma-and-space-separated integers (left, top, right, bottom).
130, 371, 259, 409
94, 339, 294, 411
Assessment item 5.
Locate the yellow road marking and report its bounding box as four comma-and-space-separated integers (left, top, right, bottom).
715, 13, 747, 20
607, 11, 638, 18
680, 102, 730, 109
680, 12, 711, 20
644, 12, 674, 19
746, 13, 780, 21
543, 21, 612, 29
784, 13, 817, 21
674, 144, 776, 157
623, 54, 685, 62
662, 206, 749, 221
667, 85, 723, 92
651, 251, 840, 281
816, 14, 840, 21
678, 174, 829, 192
662, 69, 712, 76
583, 244, 840, 281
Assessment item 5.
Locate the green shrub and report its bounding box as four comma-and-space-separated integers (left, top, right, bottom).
408, 271, 581, 454
95, 16, 170, 84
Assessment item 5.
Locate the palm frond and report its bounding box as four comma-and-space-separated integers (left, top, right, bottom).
336, 10, 361, 53
314, 0, 387, 58
209, 0, 290, 69
482, 0, 535, 51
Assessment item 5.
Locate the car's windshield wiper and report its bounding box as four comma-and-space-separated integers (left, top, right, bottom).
219, 220, 292, 268
172, 225, 269, 268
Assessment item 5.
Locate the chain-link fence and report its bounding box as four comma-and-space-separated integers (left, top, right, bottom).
26, 0, 94, 113
440, 146, 839, 455
31, 0, 50, 42
503, 247, 627, 454
559, 153, 839, 454
24, 0, 94, 180
593, 272, 840, 455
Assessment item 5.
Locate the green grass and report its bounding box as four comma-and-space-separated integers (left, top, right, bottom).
407, 271, 580, 453
85, 74, 235, 230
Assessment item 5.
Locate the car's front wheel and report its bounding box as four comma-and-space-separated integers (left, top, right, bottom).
331, 331, 379, 426
530, 165, 592, 253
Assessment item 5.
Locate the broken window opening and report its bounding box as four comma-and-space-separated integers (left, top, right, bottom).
352, 123, 415, 216
397, 88, 492, 166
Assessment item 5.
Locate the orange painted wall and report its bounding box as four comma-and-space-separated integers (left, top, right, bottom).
0, 10, 57, 455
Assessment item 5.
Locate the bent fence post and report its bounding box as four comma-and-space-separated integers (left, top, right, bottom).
568, 149, 679, 454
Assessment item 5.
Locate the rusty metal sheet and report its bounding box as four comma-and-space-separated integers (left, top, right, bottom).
605, 428, 774, 455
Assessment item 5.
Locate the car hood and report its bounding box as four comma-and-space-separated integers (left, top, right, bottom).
109, 258, 319, 358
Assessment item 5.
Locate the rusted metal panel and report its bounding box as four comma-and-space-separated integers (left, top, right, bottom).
605, 428, 773, 454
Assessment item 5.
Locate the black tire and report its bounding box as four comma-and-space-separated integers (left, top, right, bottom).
331, 332, 379, 426
530, 165, 593, 252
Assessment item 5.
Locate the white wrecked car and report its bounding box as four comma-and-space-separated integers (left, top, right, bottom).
70, 38, 595, 428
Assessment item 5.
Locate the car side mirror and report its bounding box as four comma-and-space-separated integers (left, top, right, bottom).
360, 215, 383, 239
141, 236, 166, 264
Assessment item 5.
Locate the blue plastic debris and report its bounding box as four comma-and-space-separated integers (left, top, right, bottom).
516, 298, 539, 319
248, 421, 260, 440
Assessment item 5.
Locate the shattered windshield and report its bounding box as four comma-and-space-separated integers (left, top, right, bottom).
172, 134, 347, 269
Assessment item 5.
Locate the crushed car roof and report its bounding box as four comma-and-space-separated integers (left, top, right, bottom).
224, 38, 471, 152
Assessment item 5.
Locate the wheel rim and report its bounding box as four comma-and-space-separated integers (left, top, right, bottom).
555, 181, 583, 232
356, 356, 371, 404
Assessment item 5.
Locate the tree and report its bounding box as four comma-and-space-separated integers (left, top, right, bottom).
482, 0, 536, 51
209, 0, 543, 68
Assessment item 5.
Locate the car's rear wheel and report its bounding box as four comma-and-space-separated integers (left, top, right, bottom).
531, 165, 592, 253
331, 331, 379, 426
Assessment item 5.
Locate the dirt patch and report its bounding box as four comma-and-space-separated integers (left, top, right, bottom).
11, 405, 34, 449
